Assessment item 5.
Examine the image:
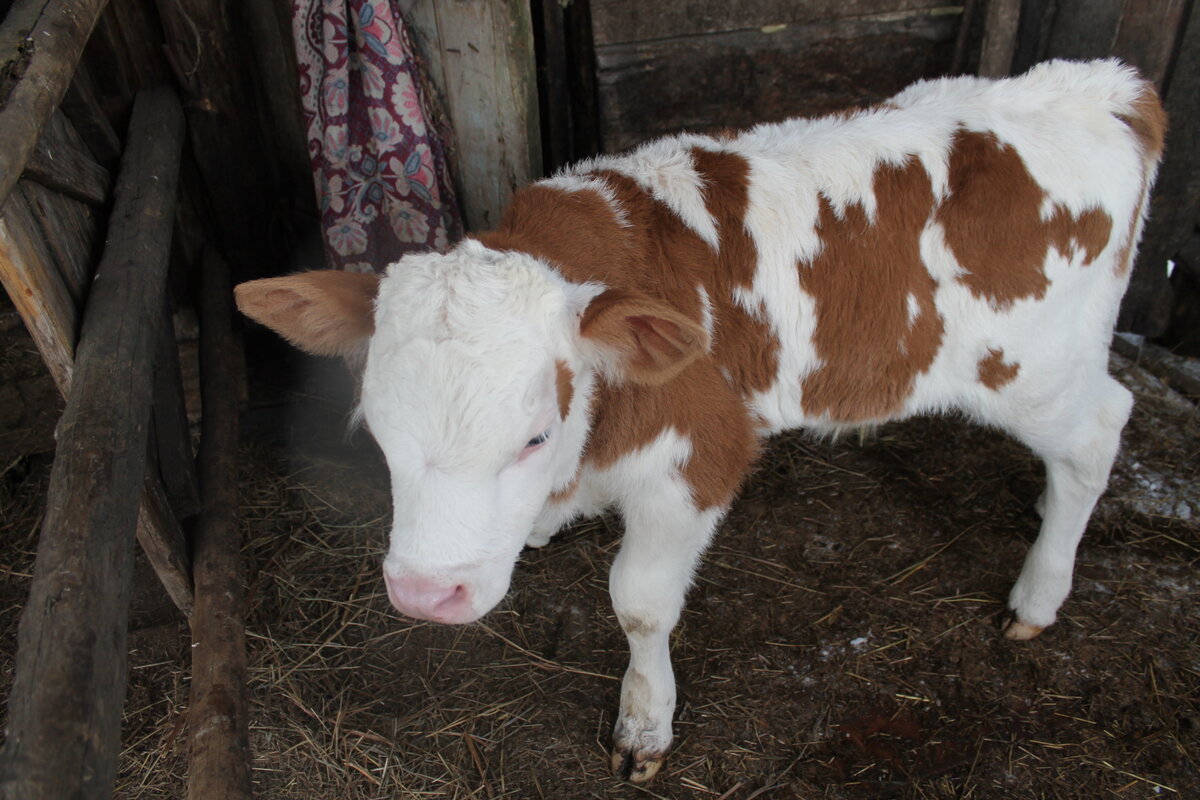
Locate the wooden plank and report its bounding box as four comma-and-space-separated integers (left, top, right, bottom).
61, 64, 123, 166
1041, 0, 1125, 62
595, 10, 960, 152
152, 293, 200, 521
241, 0, 314, 211
24, 109, 112, 206
19, 178, 100, 303
138, 465, 195, 616
978, 0, 1020, 77
1118, 4, 1200, 334
0, 183, 78, 393
590, 0, 956, 46
154, 0, 277, 270
0, 86, 184, 800
187, 248, 251, 800
1111, 0, 1190, 87
410, 0, 541, 231
0, 0, 112, 211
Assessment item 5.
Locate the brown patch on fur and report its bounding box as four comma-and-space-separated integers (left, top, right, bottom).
938, 131, 1118, 308
937, 132, 1051, 308
476, 152, 767, 509
977, 348, 1020, 390
554, 360, 574, 420
234, 271, 379, 358
1117, 84, 1167, 159
799, 158, 944, 421
1047, 206, 1112, 265
690, 148, 780, 394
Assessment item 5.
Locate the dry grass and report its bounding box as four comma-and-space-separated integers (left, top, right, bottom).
1, 350, 1197, 798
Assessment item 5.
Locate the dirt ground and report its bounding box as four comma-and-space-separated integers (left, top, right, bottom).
1, 312, 1198, 798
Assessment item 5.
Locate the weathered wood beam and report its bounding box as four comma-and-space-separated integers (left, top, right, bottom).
1114, 0, 1197, 335
0, 0, 112, 210
138, 464, 195, 616
61, 65, 123, 166
154, 0, 276, 271
24, 109, 112, 206
410, 0, 542, 230
978, 0, 1020, 77
0, 87, 184, 800
0, 181, 77, 391
152, 293, 200, 520
187, 247, 252, 800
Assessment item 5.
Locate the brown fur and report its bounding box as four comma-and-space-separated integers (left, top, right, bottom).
937, 131, 1115, 309
1118, 85, 1167, 159
799, 158, 944, 421
234, 271, 380, 358
1046, 206, 1113, 265
977, 348, 1020, 390
554, 360, 574, 420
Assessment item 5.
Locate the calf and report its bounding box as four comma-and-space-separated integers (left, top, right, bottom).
236, 59, 1164, 782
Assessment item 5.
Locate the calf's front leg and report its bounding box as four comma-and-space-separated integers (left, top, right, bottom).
608, 485, 724, 783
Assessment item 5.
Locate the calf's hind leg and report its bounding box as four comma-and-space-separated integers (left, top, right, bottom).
1003, 375, 1132, 640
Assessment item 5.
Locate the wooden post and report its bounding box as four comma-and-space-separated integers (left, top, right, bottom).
154, 0, 277, 272
0, 0, 112, 211
0, 87, 184, 800
978, 0, 1021, 77
1114, 1, 1198, 335
187, 248, 252, 800
410, 0, 542, 230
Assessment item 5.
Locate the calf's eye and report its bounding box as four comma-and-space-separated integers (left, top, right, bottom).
526, 430, 551, 448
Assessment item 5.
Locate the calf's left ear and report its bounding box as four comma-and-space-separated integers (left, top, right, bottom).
234, 270, 380, 358
578, 289, 710, 385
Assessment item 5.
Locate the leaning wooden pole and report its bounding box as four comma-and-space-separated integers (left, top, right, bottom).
0, 0, 112, 210
187, 247, 252, 800
0, 87, 184, 800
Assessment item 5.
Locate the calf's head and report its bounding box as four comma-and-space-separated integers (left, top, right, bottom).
235, 240, 708, 624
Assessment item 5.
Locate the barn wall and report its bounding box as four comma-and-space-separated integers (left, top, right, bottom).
589, 1, 966, 152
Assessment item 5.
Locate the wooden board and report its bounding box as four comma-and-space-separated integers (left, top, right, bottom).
410, 0, 542, 231
1118, 3, 1200, 334
187, 248, 250, 800
590, 0, 957, 46
24, 108, 111, 206
0, 183, 78, 392
596, 10, 960, 152
0, 0, 111, 210
0, 86, 184, 800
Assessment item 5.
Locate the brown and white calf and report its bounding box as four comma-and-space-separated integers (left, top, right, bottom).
236, 59, 1164, 782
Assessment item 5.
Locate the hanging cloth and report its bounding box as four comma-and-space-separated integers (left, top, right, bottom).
291, 0, 463, 272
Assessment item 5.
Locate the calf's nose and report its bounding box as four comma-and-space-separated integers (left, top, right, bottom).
385, 573, 473, 623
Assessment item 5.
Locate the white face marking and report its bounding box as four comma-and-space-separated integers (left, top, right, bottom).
361, 242, 592, 622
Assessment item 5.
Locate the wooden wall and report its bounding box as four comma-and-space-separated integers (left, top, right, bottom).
589, 1, 965, 152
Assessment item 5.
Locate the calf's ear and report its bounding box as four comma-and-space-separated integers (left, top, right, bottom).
234, 271, 380, 358
578, 289, 710, 385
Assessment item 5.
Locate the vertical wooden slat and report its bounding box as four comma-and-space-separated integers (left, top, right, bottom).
978, 0, 1021, 76
0, 86, 184, 800
187, 248, 251, 800
1118, 3, 1200, 334
0, 185, 78, 392
154, 0, 276, 272
410, 0, 542, 231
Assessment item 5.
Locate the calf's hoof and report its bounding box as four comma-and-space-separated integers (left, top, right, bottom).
1001, 611, 1046, 641
611, 746, 665, 783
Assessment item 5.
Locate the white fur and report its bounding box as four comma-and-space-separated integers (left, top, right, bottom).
344, 60, 1157, 774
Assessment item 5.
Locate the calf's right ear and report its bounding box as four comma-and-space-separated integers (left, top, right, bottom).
234, 271, 380, 358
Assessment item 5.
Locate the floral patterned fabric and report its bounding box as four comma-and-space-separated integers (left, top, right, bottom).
291, 0, 462, 272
